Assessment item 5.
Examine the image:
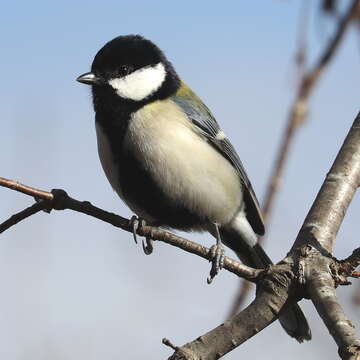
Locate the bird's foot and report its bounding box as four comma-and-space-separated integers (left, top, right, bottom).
129, 215, 154, 255
207, 243, 225, 284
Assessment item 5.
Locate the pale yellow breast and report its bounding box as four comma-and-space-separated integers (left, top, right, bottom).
124, 99, 242, 225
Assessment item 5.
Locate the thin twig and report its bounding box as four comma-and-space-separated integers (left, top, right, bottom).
339, 248, 360, 278
262, 0, 359, 226
0, 183, 262, 282
0, 201, 49, 233
294, 0, 310, 84
0, 177, 53, 200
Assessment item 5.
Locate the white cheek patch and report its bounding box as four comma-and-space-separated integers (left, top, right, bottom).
108, 62, 166, 101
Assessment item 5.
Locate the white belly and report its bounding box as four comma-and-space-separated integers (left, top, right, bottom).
122, 100, 242, 225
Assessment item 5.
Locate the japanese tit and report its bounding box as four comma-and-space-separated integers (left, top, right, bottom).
77, 34, 310, 342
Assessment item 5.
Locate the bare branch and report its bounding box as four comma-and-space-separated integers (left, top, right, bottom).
342, 248, 360, 273
262, 0, 359, 226
288, 111, 360, 358
307, 248, 360, 360
0, 177, 53, 201
292, 113, 360, 253
0, 201, 49, 233
168, 264, 293, 360
0, 183, 262, 282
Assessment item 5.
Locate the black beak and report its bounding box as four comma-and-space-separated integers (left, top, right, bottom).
76, 72, 101, 85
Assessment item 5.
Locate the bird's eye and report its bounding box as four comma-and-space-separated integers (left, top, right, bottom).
118, 65, 133, 76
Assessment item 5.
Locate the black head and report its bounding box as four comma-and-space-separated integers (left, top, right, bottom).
77, 35, 180, 108
92, 35, 167, 77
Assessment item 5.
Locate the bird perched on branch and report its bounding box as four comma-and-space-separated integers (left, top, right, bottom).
77, 34, 311, 342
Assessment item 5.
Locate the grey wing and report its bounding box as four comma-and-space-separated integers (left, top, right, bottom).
172, 94, 265, 235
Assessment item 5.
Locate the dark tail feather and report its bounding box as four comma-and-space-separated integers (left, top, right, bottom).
221, 228, 312, 343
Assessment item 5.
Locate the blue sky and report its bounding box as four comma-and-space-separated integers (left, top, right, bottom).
1, 1, 360, 359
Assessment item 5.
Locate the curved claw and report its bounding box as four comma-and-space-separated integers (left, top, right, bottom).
129, 216, 154, 254
130, 215, 139, 244
142, 237, 153, 255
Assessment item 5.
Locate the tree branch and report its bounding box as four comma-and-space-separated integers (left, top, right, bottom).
289, 112, 360, 358
0, 177, 53, 200
167, 264, 294, 360
262, 0, 359, 225
0, 201, 49, 233
0, 182, 262, 282
306, 249, 360, 360
292, 113, 360, 253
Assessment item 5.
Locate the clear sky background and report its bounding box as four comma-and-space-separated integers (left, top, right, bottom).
1, 1, 360, 359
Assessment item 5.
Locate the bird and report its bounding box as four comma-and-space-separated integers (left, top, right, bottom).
76, 34, 311, 342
